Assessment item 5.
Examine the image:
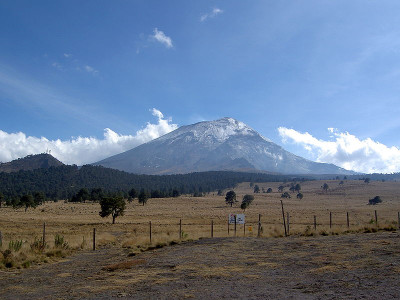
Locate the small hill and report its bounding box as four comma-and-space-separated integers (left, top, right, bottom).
0, 153, 64, 173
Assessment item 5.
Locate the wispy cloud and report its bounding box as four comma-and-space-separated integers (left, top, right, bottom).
50, 53, 99, 75
0, 109, 178, 165
150, 28, 173, 48
51, 62, 63, 70
84, 65, 99, 74
0, 64, 118, 129
200, 8, 223, 22
278, 127, 400, 173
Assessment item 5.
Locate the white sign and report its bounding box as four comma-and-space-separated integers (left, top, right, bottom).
229, 213, 245, 224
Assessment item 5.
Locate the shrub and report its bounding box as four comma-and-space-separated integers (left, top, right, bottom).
8, 240, 23, 252
22, 261, 31, 268
281, 192, 291, 198
54, 234, 69, 249
30, 237, 46, 252
369, 196, 382, 205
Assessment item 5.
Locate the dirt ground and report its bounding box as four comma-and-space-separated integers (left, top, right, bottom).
1, 231, 399, 299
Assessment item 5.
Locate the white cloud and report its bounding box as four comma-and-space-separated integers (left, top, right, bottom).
84, 65, 99, 74
278, 127, 400, 173
63, 53, 72, 58
200, 7, 223, 22
51, 62, 63, 70
0, 109, 178, 166
150, 28, 173, 48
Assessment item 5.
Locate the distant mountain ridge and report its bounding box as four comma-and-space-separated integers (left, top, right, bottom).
95, 117, 354, 175
0, 153, 64, 173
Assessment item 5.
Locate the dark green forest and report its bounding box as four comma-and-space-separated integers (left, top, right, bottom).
0, 164, 301, 201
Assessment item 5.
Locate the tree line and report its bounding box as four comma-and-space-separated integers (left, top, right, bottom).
0, 164, 303, 203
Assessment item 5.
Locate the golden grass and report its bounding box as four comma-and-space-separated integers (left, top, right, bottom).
0, 179, 399, 269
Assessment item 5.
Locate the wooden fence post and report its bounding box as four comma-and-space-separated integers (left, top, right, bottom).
375, 210, 378, 226
330, 212, 332, 229
257, 214, 261, 238
42, 222, 46, 248
179, 219, 182, 240
243, 221, 246, 237
398, 212, 400, 230
149, 221, 152, 244
211, 220, 214, 238
281, 200, 287, 237
314, 215, 317, 231
287, 212, 290, 236
93, 228, 96, 251
347, 212, 350, 229
234, 215, 237, 237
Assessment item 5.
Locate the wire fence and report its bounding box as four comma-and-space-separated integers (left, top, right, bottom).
1, 209, 399, 252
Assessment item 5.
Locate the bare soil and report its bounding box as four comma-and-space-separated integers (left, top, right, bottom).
1, 231, 399, 299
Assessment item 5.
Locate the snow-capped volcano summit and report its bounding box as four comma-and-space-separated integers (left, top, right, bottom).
157, 117, 270, 145
94, 118, 353, 175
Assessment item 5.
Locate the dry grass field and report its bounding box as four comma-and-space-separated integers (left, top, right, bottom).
1, 179, 399, 251
0, 180, 399, 267
0, 179, 400, 298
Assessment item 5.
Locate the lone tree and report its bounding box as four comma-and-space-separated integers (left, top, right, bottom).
289, 184, 296, 193
128, 188, 137, 200
296, 193, 303, 199
99, 196, 126, 224
266, 188, 272, 193
71, 188, 90, 202
368, 196, 382, 205
241, 194, 254, 211
322, 183, 329, 193
295, 184, 301, 193
172, 189, 180, 197
19, 194, 37, 212
253, 185, 260, 193
281, 192, 291, 199
278, 185, 284, 193
138, 190, 148, 206
225, 190, 237, 207
33, 192, 46, 206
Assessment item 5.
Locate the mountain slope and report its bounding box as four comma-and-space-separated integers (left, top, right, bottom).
95, 118, 354, 175
0, 153, 64, 173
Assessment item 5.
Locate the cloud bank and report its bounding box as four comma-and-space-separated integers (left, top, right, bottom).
278, 127, 400, 173
200, 8, 223, 22
0, 109, 178, 166
151, 28, 173, 48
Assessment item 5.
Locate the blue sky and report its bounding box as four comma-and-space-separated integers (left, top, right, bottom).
1, 1, 400, 172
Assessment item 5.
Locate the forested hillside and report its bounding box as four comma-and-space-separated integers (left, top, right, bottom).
0, 164, 299, 200
0, 153, 64, 173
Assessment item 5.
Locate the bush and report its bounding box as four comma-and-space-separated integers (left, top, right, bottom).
8, 240, 23, 252
368, 196, 382, 205
30, 237, 46, 252
54, 234, 69, 249
281, 192, 291, 198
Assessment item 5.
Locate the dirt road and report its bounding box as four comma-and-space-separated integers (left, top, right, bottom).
1, 231, 399, 299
